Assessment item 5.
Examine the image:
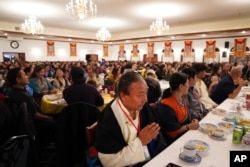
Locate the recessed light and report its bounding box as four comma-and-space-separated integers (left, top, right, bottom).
242, 31, 246, 34
171, 36, 175, 39
201, 34, 206, 37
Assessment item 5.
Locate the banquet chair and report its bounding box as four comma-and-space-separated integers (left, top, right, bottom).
0, 135, 30, 167
56, 102, 100, 167
1, 100, 40, 167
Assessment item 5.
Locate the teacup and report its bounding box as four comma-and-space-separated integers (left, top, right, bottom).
211, 128, 224, 138
181, 143, 197, 159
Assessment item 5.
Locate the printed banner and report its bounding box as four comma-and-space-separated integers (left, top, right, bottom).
118, 44, 125, 58
184, 40, 193, 57
164, 41, 172, 57
70, 42, 77, 56
234, 38, 247, 58
147, 42, 154, 57
132, 44, 139, 57
47, 41, 54, 56
205, 40, 216, 58
103, 45, 108, 57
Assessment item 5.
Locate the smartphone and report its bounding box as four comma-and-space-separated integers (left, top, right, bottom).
165, 162, 182, 167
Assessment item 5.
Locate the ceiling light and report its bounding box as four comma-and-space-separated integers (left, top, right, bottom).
96, 27, 111, 41
21, 16, 44, 35
65, 0, 97, 20
149, 17, 170, 35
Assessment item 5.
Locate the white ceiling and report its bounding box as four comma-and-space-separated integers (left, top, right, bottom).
0, 0, 250, 44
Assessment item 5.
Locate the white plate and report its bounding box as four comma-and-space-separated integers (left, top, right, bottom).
217, 122, 234, 132
44, 95, 58, 101
179, 152, 201, 163
199, 123, 217, 133
212, 108, 227, 116
187, 140, 210, 154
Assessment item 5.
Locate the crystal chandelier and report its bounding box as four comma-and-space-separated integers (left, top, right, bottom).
149, 17, 170, 35
66, 0, 97, 20
21, 16, 44, 35
96, 27, 111, 41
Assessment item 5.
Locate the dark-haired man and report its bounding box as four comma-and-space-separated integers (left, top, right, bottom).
63, 66, 104, 106
6, 68, 56, 149
192, 63, 217, 110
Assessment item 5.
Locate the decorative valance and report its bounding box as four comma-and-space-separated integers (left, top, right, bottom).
70, 42, 77, 56
163, 41, 172, 57
234, 38, 247, 58
205, 40, 216, 58
47, 41, 54, 56
103, 45, 108, 57
184, 40, 193, 57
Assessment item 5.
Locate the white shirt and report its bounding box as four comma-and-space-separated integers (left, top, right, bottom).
98, 98, 145, 167
195, 79, 217, 109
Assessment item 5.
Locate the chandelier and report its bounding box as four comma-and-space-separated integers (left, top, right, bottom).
65, 0, 97, 20
149, 17, 170, 35
21, 16, 44, 35
96, 27, 111, 41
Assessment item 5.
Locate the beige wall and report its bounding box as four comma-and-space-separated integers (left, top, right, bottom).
0, 36, 250, 62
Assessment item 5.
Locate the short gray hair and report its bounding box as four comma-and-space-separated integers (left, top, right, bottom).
116, 71, 143, 96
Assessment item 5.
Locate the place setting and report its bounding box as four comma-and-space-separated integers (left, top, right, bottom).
179, 142, 201, 163
199, 123, 217, 133
208, 128, 227, 141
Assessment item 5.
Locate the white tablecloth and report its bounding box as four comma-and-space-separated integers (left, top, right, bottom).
144, 87, 250, 167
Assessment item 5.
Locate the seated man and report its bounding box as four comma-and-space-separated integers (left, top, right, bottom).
144, 69, 162, 103
211, 65, 248, 104
95, 71, 164, 167
63, 66, 104, 106
193, 63, 218, 110
182, 67, 208, 120
6, 68, 56, 149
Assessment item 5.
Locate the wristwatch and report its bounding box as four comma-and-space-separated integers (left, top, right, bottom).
10, 41, 19, 49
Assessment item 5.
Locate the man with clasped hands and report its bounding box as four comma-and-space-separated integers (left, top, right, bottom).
95, 71, 163, 167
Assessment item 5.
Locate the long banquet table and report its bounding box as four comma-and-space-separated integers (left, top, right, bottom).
144, 87, 250, 167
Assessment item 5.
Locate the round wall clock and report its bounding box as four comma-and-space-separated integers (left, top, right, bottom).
10, 40, 19, 49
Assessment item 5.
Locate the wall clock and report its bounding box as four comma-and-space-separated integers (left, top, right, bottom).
10, 41, 19, 49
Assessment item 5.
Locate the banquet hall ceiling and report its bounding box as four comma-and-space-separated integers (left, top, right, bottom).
0, 0, 250, 44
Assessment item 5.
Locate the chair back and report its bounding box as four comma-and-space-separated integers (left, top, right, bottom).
0, 135, 30, 167
56, 102, 100, 167
1, 101, 39, 167
146, 82, 158, 103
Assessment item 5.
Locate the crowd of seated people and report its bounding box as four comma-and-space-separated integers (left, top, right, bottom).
0, 59, 250, 166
